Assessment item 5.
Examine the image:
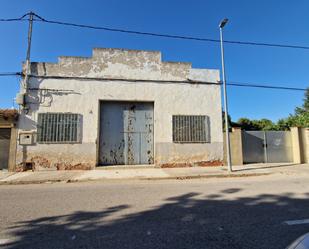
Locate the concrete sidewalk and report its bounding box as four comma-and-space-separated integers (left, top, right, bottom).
0, 163, 308, 185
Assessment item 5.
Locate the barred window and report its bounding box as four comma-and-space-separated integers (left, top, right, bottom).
37, 113, 81, 143
172, 115, 210, 143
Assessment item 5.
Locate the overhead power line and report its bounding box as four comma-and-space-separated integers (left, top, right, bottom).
228, 82, 306, 91
0, 72, 21, 76
0, 72, 306, 91
22, 74, 307, 91
0, 13, 29, 22
1, 12, 309, 50
30, 13, 309, 50
0, 13, 307, 92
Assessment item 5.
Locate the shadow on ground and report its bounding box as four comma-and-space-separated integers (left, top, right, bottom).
4, 189, 309, 249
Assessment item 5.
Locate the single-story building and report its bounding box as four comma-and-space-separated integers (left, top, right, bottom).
16, 48, 223, 170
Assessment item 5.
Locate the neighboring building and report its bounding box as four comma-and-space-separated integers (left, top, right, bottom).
16, 48, 223, 170
0, 109, 18, 171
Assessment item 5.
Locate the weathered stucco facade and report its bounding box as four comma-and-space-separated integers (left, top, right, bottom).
17, 48, 223, 170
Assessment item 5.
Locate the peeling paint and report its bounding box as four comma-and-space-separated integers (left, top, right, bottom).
195, 160, 223, 167
31, 156, 51, 170
55, 162, 92, 170
26, 48, 219, 82
160, 160, 223, 168
160, 162, 193, 168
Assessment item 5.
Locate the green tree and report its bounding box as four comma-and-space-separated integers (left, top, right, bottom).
277, 118, 290, 130
237, 118, 278, 130
284, 87, 309, 128
252, 119, 278, 131
237, 118, 256, 130
295, 87, 309, 115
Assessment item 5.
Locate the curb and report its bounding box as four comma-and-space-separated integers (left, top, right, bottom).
0, 172, 271, 185
144, 172, 271, 180
0, 179, 68, 185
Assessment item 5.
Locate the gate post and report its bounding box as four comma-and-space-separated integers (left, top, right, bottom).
299, 128, 309, 163
291, 127, 301, 164
263, 131, 268, 163
8, 127, 18, 172
224, 127, 243, 165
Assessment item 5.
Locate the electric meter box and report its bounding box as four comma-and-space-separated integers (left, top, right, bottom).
19, 132, 35, 145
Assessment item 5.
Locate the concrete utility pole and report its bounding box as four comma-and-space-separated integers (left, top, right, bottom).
219, 18, 232, 172
21, 11, 34, 109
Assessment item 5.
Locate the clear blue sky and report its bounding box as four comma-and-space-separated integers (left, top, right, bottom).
0, 0, 308, 122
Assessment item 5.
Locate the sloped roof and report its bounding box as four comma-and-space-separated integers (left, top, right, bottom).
0, 109, 19, 122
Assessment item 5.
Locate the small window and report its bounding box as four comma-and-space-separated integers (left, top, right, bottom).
173, 115, 210, 143
37, 113, 81, 143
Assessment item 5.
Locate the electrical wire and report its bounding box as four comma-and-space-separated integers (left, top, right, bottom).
0, 72, 21, 76
0, 13, 29, 22
31, 13, 309, 50
24, 74, 307, 91
0, 12, 307, 92
228, 82, 306, 91
1, 72, 306, 91
1, 12, 309, 50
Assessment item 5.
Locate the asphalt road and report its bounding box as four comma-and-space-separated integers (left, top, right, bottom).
1, 174, 309, 249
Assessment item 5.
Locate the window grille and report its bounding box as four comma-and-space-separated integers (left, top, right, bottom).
37, 113, 81, 143
172, 115, 210, 143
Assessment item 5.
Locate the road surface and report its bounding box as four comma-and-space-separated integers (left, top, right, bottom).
1, 174, 309, 248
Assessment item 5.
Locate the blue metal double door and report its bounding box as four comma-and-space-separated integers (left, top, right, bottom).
99, 101, 154, 165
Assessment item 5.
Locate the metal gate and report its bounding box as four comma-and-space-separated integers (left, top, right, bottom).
242, 130, 293, 163
99, 101, 154, 165
0, 128, 11, 170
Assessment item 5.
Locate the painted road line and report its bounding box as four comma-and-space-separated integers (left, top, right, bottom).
284, 219, 309, 225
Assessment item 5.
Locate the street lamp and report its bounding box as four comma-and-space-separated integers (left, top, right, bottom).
219, 18, 232, 172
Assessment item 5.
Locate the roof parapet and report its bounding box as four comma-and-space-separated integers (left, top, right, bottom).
25, 47, 220, 83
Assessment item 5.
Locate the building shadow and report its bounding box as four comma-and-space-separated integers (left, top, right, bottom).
3, 189, 309, 249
